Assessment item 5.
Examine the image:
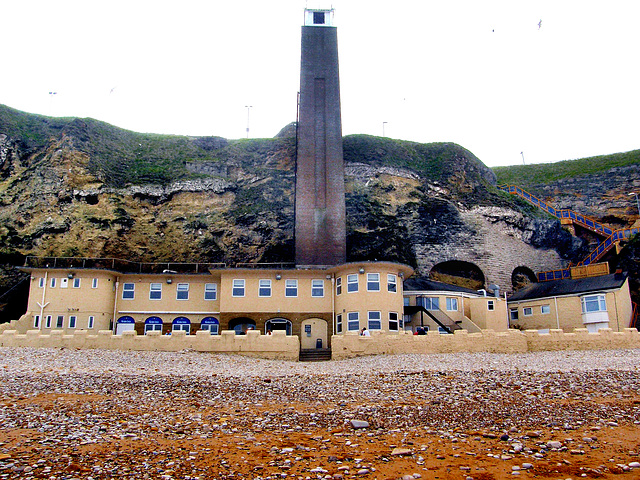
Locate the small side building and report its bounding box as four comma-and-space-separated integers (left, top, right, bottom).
507, 273, 632, 333
403, 278, 509, 333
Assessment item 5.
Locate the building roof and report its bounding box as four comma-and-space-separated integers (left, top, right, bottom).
403, 277, 481, 295
508, 273, 628, 302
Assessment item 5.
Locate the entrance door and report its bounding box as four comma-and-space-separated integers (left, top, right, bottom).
116, 316, 136, 335
300, 318, 328, 349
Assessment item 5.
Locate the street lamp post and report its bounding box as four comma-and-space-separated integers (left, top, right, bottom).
245, 105, 253, 139
629, 192, 640, 216
382, 121, 387, 137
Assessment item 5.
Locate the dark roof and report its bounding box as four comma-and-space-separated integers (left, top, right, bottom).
508, 273, 628, 302
403, 277, 480, 295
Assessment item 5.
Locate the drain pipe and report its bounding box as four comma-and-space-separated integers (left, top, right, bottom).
554, 296, 560, 329
330, 275, 335, 335
38, 271, 48, 331
112, 277, 119, 334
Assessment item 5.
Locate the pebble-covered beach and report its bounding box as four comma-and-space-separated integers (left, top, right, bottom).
1, 347, 640, 479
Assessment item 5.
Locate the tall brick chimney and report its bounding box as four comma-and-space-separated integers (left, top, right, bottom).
295, 7, 346, 267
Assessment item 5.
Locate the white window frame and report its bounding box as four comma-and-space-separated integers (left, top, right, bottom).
122, 283, 135, 300
285, 279, 298, 297
88, 316, 95, 329
347, 274, 358, 293
487, 300, 495, 311
259, 279, 272, 297
541, 304, 551, 315
581, 294, 607, 313
388, 312, 399, 331
38, 278, 45, 288
336, 314, 343, 334
92, 278, 98, 289
523, 307, 533, 316
73, 277, 81, 288
232, 279, 245, 297
366, 273, 380, 292
509, 308, 518, 321
50, 278, 56, 288
347, 312, 360, 332
367, 311, 382, 330
68, 315, 77, 329
149, 283, 162, 300
418, 297, 439, 310
56, 315, 64, 328
336, 277, 342, 295
387, 274, 397, 293
34, 315, 41, 329
176, 283, 189, 301
60, 278, 68, 289
446, 297, 458, 311
311, 279, 324, 297
45, 315, 52, 329
204, 283, 217, 301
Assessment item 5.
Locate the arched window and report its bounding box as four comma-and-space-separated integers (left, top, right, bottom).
172, 316, 191, 334
144, 316, 163, 334
200, 317, 219, 335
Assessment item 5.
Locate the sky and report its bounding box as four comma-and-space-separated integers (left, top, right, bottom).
0, 0, 638, 167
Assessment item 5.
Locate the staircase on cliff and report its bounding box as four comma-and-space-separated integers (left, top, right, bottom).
499, 185, 640, 280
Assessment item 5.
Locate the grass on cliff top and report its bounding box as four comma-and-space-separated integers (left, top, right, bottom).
493, 149, 640, 187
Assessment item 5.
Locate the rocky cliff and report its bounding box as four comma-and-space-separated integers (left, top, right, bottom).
2, 105, 635, 320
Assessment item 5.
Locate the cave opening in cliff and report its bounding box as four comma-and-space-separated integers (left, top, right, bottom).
511, 266, 537, 290
429, 261, 485, 291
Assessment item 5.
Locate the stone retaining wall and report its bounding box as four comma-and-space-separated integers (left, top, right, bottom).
2, 328, 639, 361
330, 328, 640, 360
0, 329, 299, 361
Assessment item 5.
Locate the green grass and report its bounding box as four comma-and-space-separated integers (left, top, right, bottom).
493, 149, 640, 187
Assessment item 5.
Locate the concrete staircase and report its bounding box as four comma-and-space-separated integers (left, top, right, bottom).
299, 348, 332, 362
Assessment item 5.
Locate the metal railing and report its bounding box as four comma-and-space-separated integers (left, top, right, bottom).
23, 256, 227, 274
499, 185, 639, 281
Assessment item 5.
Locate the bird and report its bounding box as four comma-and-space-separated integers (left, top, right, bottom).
538, 19, 542, 29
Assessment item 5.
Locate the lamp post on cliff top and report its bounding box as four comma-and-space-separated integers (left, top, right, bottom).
629, 192, 640, 215
244, 105, 252, 138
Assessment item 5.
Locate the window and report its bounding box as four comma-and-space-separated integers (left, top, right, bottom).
403, 297, 410, 306
311, 279, 324, 297
232, 279, 245, 297
92, 278, 98, 289
50, 278, 56, 288
73, 277, 81, 288
336, 314, 343, 334
487, 300, 495, 311
88, 316, 95, 329
541, 305, 551, 315
149, 283, 162, 300
387, 274, 397, 293
122, 283, 135, 300
368, 311, 381, 330
204, 283, 217, 301
285, 279, 298, 297
56, 315, 64, 328
176, 283, 189, 300
38, 278, 45, 288
259, 279, 272, 297
69, 316, 77, 328
45, 315, 52, 329
60, 278, 68, 289
417, 297, 439, 310
523, 307, 533, 316
336, 277, 342, 295
347, 312, 360, 331
438, 326, 450, 334
347, 274, 358, 293
446, 297, 458, 311
389, 312, 399, 331
313, 11, 325, 24
581, 294, 607, 313
367, 273, 380, 292
509, 308, 518, 321
34, 315, 40, 329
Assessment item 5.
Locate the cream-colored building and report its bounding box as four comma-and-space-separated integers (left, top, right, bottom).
19, 258, 413, 349
403, 278, 509, 333
507, 273, 633, 333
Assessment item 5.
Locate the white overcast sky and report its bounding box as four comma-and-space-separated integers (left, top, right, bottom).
0, 0, 638, 167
